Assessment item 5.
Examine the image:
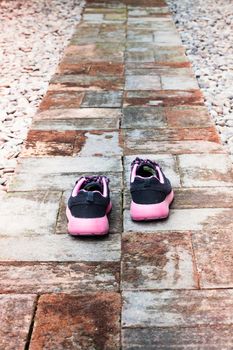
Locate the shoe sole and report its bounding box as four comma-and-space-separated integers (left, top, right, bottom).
66, 202, 112, 236
130, 190, 174, 221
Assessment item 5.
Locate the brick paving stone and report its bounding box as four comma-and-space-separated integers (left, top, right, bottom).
122, 290, 233, 327
125, 75, 161, 90
21, 130, 77, 157
75, 130, 122, 156
122, 232, 197, 290
179, 154, 233, 187
0, 294, 36, 350
50, 74, 124, 91
123, 127, 222, 152
122, 106, 167, 128
9, 156, 122, 191
153, 31, 182, 46
63, 43, 125, 63
0, 262, 120, 293
124, 208, 233, 233
124, 154, 181, 187
125, 64, 192, 75
173, 187, 233, 209
127, 30, 154, 42
193, 230, 233, 289
122, 327, 233, 349
124, 89, 204, 107
24, 130, 122, 157
128, 7, 170, 16
39, 91, 84, 110
153, 46, 189, 64
161, 74, 199, 90
124, 187, 233, 209
81, 91, 123, 107
124, 140, 225, 155
165, 105, 214, 128
56, 190, 122, 234
0, 234, 121, 262
0, 191, 60, 236
126, 49, 155, 63
29, 293, 121, 350
32, 108, 121, 131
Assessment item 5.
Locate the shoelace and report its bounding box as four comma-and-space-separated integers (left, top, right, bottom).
79, 175, 110, 186
131, 157, 160, 170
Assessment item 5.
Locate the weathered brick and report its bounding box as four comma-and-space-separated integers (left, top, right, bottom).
0, 294, 36, 350
33, 108, 121, 131
0, 262, 120, 293
122, 290, 233, 327
179, 154, 233, 187
122, 232, 197, 290
123, 127, 222, 153
153, 31, 182, 45
9, 156, 122, 191
125, 75, 161, 90
39, 91, 85, 110
0, 234, 121, 261
193, 229, 233, 289
122, 106, 166, 128
30, 293, 121, 350
74, 130, 122, 156
124, 89, 204, 107
81, 91, 123, 107
124, 208, 233, 233
165, 105, 214, 127
50, 74, 124, 91
0, 191, 61, 236
173, 187, 233, 209
21, 130, 77, 157
122, 327, 233, 349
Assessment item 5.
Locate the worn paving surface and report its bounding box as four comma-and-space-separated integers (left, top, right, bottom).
1, 0, 233, 348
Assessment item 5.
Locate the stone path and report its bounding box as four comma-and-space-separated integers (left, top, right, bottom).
1, 0, 233, 349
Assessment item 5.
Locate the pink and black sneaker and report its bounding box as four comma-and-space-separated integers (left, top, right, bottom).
66, 175, 112, 236
130, 157, 174, 221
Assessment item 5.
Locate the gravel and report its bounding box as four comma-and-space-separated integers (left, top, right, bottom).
0, 0, 84, 190
167, 0, 233, 160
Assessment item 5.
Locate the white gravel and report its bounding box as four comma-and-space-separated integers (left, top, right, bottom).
167, 0, 233, 160
0, 0, 84, 190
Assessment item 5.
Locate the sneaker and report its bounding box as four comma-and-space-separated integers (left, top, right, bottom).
66, 175, 112, 236
130, 157, 174, 221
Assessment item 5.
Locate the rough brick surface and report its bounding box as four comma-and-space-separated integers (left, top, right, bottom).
30, 293, 121, 350
2, 0, 233, 348
0, 294, 36, 350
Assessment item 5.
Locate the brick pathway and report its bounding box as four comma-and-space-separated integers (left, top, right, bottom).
1, 0, 233, 349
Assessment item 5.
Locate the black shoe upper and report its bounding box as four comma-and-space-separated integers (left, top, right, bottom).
68, 177, 110, 219
130, 159, 172, 205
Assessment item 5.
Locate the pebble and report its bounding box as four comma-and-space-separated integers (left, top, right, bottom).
0, 0, 84, 190
168, 0, 233, 157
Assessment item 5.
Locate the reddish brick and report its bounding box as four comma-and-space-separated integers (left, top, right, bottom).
165, 105, 214, 127
30, 293, 121, 350
122, 232, 197, 290
124, 89, 204, 107
39, 91, 84, 110
21, 130, 77, 157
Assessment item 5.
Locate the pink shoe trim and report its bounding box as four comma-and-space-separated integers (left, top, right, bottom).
130, 190, 174, 221
66, 202, 112, 236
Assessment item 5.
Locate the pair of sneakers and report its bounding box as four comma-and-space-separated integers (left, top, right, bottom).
66, 157, 174, 236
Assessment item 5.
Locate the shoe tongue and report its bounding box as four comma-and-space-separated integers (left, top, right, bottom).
83, 181, 102, 192
137, 163, 156, 177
